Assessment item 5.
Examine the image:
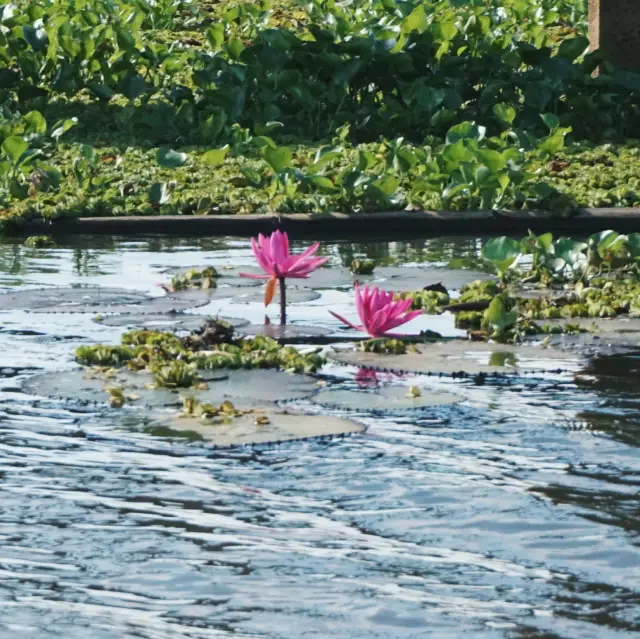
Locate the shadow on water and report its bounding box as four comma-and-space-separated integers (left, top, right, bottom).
0, 235, 638, 639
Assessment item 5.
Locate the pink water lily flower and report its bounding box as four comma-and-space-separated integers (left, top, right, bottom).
240, 230, 328, 323
330, 284, 423, 338
240, 230, 328, 281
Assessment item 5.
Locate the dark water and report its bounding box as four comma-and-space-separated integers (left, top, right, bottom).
0, 237, 638, 639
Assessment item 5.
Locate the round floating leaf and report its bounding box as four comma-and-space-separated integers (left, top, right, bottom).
146, 408, 364, 446
304, 267, 375, 289
530, 318, 640, 351
214, 266, 265, 287
376, 268, 495, 293
312, 386, 461, 411
329, 341, 580, 377
23, 367, 319, 408
539, 317, 640, 333
15, 287, 215, 314
96, 313, 249, 331
232, 288, 321, 304
118, 289, 217, 314
196, 369, 319, 405
22, 369, 163, 407
0, 287, 149, 312
238, 324, 330, 341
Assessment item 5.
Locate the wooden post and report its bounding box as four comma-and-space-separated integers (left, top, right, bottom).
589, 0, 640, 71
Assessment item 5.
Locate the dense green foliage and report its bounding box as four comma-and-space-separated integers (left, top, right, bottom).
1, 0, 639, 225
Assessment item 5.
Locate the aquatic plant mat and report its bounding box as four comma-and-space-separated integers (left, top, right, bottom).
330, 342, 582, 377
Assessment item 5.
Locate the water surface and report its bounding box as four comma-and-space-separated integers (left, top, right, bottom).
0, 236, 638, 639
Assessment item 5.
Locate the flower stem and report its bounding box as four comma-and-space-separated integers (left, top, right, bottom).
279, 277, 286, 325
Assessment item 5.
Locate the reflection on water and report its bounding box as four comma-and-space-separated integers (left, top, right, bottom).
0, 236, 638, 639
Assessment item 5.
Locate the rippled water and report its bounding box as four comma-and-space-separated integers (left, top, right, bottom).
0, 236, 638, 639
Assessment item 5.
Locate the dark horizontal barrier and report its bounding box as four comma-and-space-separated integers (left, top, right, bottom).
17, 208, 640, 240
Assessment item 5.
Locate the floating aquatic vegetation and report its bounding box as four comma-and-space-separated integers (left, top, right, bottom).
24, 236, 57, 248
0, 287, 149, 312
75, 330, 326, 375
395, 289, 450, 313
359, 338, 412, 355
0, 286, 216, 314
146, 408, 365, 447
232, 287, 321, 305
22, 366, 321, 409
180, 318, 238, 350
95, 313, 249, 332
237, 324, 331, 343
349, 260, 376, 275
21, 368, 161, 407
311, 386, 460, 412
330, 341, 580, 377
160, 267, 218, 293
150, 361, 202, 388
377, 268, 496, 294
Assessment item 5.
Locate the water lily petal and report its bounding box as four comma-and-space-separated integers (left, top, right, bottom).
329, 310, 362, 332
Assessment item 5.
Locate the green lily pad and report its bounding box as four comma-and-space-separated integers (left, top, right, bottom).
375, 267, 495, 293
529, 317, 640, 351
238, 324, 330, 341
196, 369, 320, 404
22, 368, 162, 407
0, 287, 149, 312
303, 267, 375, 289
50, 288, 216, 314
0, 287, 216, 314
539, 317, 640, 333
22, 367, 319, 408
329, 341, 580, 377
232, 288, 321, 304
95, 313, 249, 331
311, 386, 461, 411
146, 408, 365, 446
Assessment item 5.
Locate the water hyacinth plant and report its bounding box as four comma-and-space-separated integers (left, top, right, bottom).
241, 230, 328, 324
330, 284, 423, 338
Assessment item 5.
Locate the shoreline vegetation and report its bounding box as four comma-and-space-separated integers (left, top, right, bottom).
1, 0, 640, 232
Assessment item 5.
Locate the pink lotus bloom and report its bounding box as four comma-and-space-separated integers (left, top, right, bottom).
330, 284, 423, 338
240, 231, 328, 280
